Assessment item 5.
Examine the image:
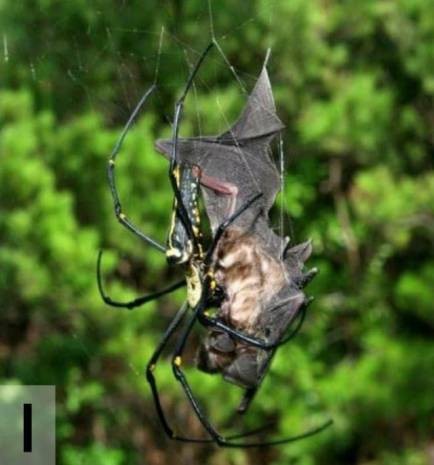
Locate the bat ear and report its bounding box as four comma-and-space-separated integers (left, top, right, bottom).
284, 239, 313, 263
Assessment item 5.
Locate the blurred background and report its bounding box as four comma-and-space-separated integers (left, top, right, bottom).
1, 1, 433, 464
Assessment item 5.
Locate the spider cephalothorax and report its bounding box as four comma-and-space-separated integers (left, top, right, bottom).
165, 163, 206, 308
97, 41, 331, 447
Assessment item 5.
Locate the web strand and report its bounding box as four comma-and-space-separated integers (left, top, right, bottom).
153, 26, 165, 85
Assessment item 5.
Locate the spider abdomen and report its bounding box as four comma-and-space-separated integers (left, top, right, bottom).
166, 164, 202, 265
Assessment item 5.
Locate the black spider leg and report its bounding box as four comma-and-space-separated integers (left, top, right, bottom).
171, 297, 332, 447
198, 295, 311, 351
145, 301, 286, 444
96, 250, 185, 310
167, 42, 215, 251
98, 86, 177, 308
107, 84, 166, 253
145, 302, 212, 443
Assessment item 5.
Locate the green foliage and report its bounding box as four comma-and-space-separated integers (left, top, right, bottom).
1, 1, 433, 464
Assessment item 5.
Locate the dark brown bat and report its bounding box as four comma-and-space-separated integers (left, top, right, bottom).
196, 228, 314, 413
156, 55, 316, 413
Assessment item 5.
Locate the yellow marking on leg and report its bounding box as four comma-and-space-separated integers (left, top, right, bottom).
109, 159, 115, 166
167, 205, 178, 251
149, 364, 155, 372
166, 247, 182, 259
173, 165, 181, 185
119, 212, 126, 220
174, 356, 182, 366
196, 244, 204, 259
186, 264, 202, 307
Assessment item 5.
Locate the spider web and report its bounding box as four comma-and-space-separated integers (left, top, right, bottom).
10, 0, 306, 439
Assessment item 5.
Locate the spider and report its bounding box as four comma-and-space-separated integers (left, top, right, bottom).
97, 41, 332, 447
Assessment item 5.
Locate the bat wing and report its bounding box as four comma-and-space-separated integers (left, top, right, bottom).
155, 55, 284, 233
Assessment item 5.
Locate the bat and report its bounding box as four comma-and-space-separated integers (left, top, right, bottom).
155, 54, 316, 413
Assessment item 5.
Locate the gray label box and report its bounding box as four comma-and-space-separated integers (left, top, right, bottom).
0, 385, 55, 465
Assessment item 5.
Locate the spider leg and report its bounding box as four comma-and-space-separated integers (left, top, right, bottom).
145, 302, 213, 443
96, 250, 185, 310
107, 85, 166, 253
198, 293, 311, 352
145, 302, 270, 444
167, 42, 215, 253
171, 299, 333, 447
